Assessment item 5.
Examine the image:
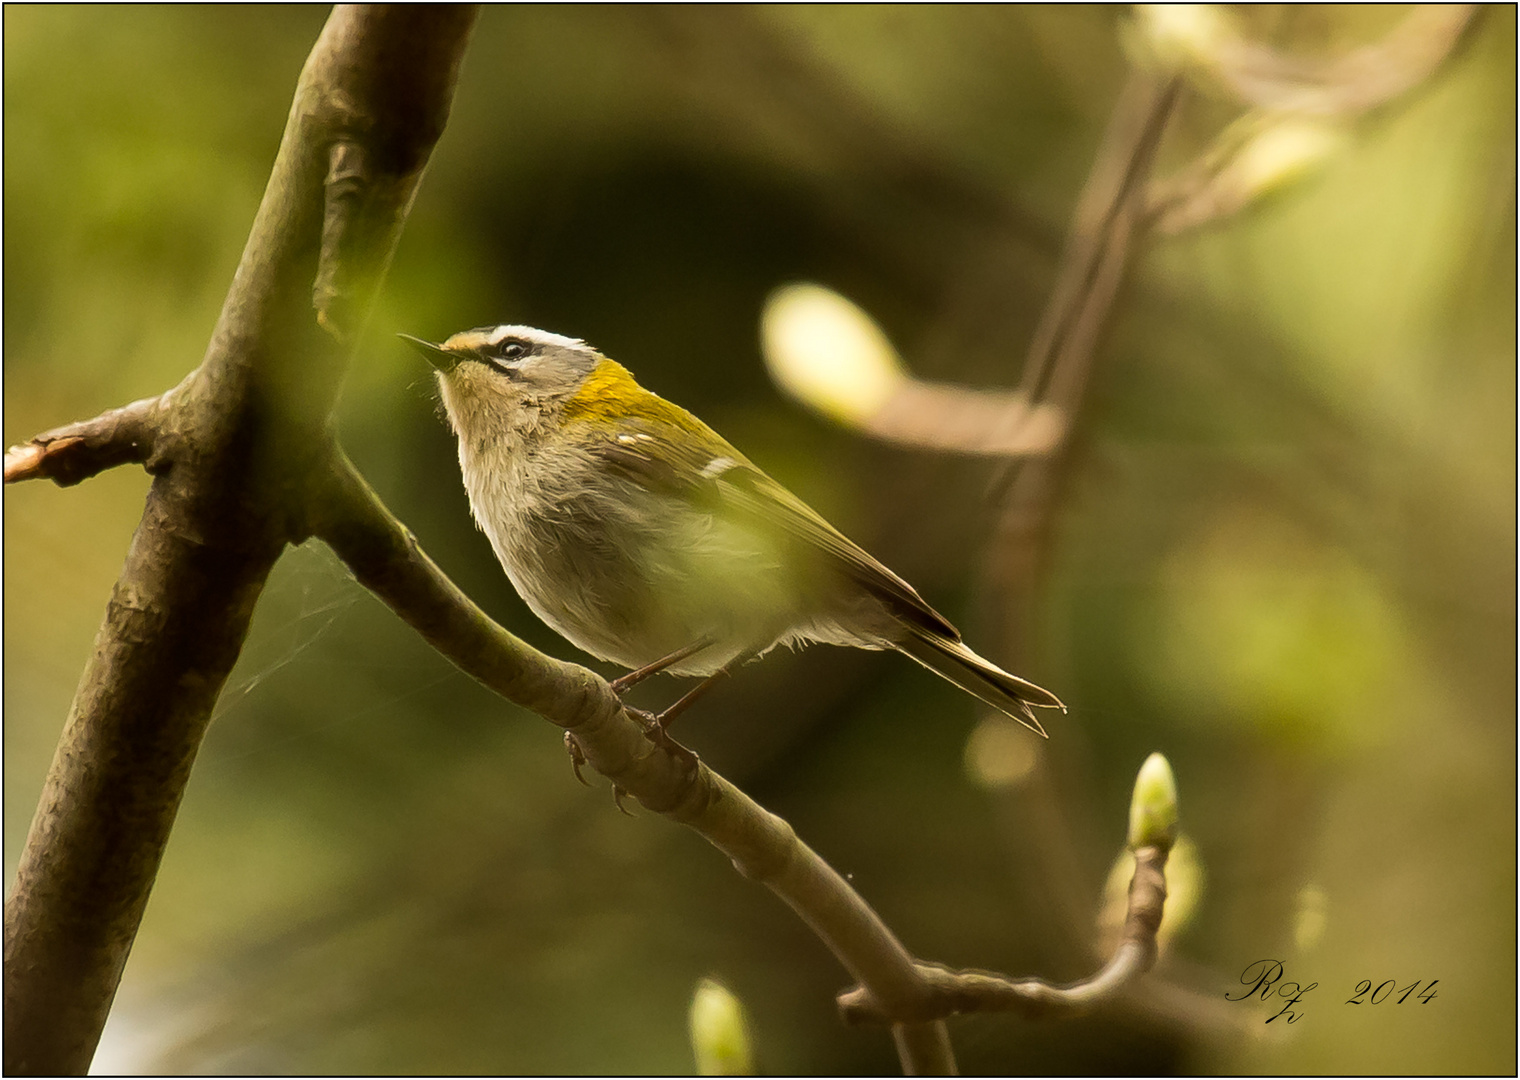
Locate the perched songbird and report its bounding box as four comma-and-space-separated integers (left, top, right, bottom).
403, 325, 1063, 734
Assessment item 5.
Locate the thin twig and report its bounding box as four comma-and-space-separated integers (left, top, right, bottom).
1141, 7, 1478, 238
865, 384, 1067, 458
812, 74, 1176, 462
892, 1022, 959, 1077
1023, 71, 1181, 408
973, 76, 1182, 986
1199, 4, 1477, 117
838, 845, 1169, 1025
988, 69, 1181, 600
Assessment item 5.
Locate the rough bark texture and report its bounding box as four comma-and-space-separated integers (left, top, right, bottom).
2, 8, 478, 1074
4, 9, 1239, 1075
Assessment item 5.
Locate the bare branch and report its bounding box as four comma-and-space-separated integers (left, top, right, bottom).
7, 10, 962, 1074
1020, 71, 1181, 407
986, 70, 1179, 655
2, 9, 477, 1075
7, 10, 1272, 1075
762, 283, 1063, 464
892, 1023, 960, 1077
1143, 7, 1476, 239
1200, 5, 1477, 117
838, 845, 1169, 1025
971, 79, 1181, 981
3, 393, 168, 487
309, 451, 959, 1071
866, 384, 1066, 458
760, 68, 1174, 462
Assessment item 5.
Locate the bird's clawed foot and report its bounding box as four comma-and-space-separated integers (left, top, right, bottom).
625, 706, 701, 775
563, 731, 591, 787
565, 641, 729, 798
562, 706, 701, 808
565, 730, 655, 813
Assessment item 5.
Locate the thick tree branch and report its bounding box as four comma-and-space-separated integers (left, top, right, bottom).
2, 9, 477, 1075
7, 10, 1262, 1076
4, 9, 956, 1074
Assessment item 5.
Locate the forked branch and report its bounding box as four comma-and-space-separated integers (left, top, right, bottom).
2, 8, 478, 1075
6, 8, 1195, 1078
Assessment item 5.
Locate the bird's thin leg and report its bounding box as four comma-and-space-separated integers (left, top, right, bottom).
626, 650, 759, 777
563, 638, 718, 790
654, 646, 763, 731
602, 644, 759, 781
654, 665, 734, 732
610, 635, 715, 695
623, 661, 735, 778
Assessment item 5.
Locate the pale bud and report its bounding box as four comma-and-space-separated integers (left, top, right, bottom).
689, 977, 755, 1076
1230, 117, 1344, 200
1132, 4, 1236, 71
1128, 752, 1180, 851
761, 283, 906, 426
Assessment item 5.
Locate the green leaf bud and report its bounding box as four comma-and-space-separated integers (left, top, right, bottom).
689, 977, 755, 1076
1128, 752, 1180, 851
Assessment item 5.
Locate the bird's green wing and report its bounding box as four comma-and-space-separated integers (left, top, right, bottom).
590, 411, 960, 641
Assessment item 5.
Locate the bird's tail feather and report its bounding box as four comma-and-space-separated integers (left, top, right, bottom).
895, 632, 1064, 737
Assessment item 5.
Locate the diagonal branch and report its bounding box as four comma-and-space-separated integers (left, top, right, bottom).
309, 451, 959, 1070
1017, 71, 1181, 409
2, 9, 478, 1075
7, 11, 1220, 1077
4, 9, 960, 1074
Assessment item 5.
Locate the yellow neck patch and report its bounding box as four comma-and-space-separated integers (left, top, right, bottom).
561, 359, 720, 440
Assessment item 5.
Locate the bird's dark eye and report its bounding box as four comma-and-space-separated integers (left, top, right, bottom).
499, 341, 528, 362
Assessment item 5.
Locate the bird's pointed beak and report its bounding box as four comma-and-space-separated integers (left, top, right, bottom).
398, 333, 459, 372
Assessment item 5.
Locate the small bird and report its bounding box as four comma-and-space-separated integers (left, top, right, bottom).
403, 325, 1063, 736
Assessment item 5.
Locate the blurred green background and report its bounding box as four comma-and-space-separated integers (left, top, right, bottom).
4, 5, 1513, 1074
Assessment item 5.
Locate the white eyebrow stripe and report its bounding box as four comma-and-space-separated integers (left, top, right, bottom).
488, 324, 587, 351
